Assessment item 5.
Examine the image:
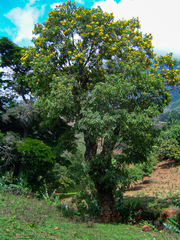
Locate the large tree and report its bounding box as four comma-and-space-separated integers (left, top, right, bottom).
22, 2, 180, 222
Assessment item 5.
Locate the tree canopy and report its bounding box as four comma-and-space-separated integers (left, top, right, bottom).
0, 37, 31, 103
21, 1, 180, 222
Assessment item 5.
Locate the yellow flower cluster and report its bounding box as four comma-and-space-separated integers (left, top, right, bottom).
152, 53, 180, 86
24, 1, 180, 95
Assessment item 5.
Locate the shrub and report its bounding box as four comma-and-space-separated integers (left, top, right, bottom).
158, 138, 180, 161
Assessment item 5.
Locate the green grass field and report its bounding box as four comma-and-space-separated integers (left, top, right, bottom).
0, 192, 179, 240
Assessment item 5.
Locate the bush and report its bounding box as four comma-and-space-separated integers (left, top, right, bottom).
158, 138, 180, 161
161, 124, 180, 145
123, 151, 157, 187
17, 138, 56, 192
0, 173, 32, 196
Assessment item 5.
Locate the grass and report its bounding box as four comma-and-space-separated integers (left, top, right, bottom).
0, 192, 179, 240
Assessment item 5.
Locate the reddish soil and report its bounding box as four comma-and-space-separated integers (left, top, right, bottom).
124, 159, 180, 198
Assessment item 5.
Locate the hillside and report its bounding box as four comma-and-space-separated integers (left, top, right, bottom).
125, 158, 180, 199
166, 89, 180, 111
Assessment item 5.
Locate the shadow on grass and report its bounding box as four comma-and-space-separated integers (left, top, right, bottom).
158, 159, 180, 169
127, 185, 145, 191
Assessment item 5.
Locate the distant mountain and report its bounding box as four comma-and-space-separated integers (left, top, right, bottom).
167, 89, 180, 111
177, 60, 180, 66
166, 60, 180, 111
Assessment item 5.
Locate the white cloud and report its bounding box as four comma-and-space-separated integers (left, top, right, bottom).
76, 0, 85, 4
50, 0, 85, 9
50, 3, 62, 9
92, 0, 180, 58
29, 0, 37, 5
4, 1, 45, 44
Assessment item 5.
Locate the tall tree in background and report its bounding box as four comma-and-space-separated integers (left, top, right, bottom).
0, 37, 31, 103
0, 37, 77, 188
22, 2, 180, 222
0, 37, 34, 138
0, 37, 33, 180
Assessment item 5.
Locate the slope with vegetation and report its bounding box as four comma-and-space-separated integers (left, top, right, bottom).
0, 1, 180, 233
21, 1, 180, 222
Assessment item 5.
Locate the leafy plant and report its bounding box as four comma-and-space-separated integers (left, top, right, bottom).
158, 138, 180, 162
164, 218, 180, 234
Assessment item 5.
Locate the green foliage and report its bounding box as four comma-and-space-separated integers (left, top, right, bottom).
158, 113, 180, 161
39, 184, 63, 206
161, 124, 180, 145
158, 138, 180, 161
0, 37, 21, 68
116, 197, 143, 224
44, 150, 86, 193
0, 122, 79, 193
50, 163, 75, 191
18, 138, 55, 163
126, 166, 145, 184
66, 151, 86, 184
124, 153, 157, 187
0, 34, 81, 201
164, 218, 180, 234
0, 37, 31, 102
17, 138, 55, 191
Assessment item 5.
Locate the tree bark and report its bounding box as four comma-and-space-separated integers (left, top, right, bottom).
95, 181, 116, 222
84, 130, 98, 160
84, 130, 117, 222
13, 161, 23, 184
13, 126, 28, 183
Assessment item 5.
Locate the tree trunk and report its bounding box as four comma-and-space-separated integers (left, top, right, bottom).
24, 127, 29, 139
84, 130, 98, 160
13, 161, 23, 184
84, 130, 117, 222
95, 182, 116, 222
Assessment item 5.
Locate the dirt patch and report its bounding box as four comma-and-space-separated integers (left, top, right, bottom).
125, 159, 180, 198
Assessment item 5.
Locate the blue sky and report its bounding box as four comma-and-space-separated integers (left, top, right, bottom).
0, 0, 180, 59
